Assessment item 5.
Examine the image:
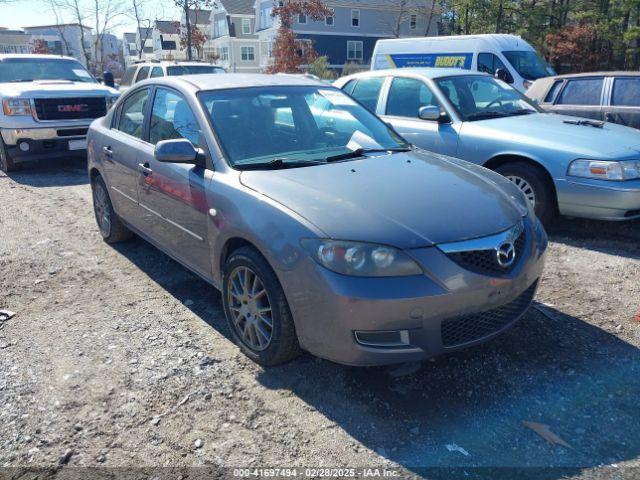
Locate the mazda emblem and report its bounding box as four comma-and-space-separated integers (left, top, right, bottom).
496, 241, 516, 268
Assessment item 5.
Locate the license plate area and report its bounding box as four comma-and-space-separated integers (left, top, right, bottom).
68, 139, 87, 151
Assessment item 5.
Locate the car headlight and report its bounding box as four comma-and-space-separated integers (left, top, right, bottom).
2, 98, 32, 116
568, 159, 640, 181
301, 239, 423, 277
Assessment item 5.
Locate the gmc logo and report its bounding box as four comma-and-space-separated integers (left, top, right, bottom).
57, 104, 89, 113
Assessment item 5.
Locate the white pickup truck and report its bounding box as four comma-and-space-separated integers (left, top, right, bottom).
0, 54, 119, 172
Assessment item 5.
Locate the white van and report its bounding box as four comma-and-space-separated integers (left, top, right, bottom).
371, 34, 556, 92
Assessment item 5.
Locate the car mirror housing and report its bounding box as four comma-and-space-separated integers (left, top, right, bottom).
419, 106, 449, 123
154, 139, 198, 164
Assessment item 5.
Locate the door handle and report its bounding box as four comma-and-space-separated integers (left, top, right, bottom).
103, 146, 113, 158
137, 163, 153, 176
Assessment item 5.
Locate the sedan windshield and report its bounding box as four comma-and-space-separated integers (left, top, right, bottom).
435, 75, 541, 121
200, 86, 409, 169
502, 50, 556, 80
0, 58, 96, 83
167, 65, 225, 76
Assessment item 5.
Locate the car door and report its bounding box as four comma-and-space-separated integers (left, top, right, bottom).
603, 76, 640, 129
135, 86, 213, 278
552, 77, 604, 120
380, 76, 459, 156
101, 87, 151, 227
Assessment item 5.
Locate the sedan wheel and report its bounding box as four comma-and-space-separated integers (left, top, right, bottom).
506, 174, 536, 208
226, 266, 274, 351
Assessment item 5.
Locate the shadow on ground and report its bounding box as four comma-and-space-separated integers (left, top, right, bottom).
546, 217, 640, 260
111, 235, 640, 480
3, 158, 88, 187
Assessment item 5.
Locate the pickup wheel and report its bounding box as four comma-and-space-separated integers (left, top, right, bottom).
0, 137, 19, 173
222, 246, 301, 366
495, 161, 556, 224
91, 175, 133, 243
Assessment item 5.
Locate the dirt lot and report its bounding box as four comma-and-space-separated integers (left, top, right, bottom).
1, 159, 640, 480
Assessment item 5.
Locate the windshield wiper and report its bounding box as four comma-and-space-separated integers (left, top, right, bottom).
324, 147, 411, 163
465, 111, 509, 121
10, 79, 35, 83
235, 158, 326, 170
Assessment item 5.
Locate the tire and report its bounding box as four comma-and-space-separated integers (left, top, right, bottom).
222, 246, 301, 366
0, 137, 19, 173
91, 175, 133, 243
495, 161, 556, 224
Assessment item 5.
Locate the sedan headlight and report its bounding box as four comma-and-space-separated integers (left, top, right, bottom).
2, 98, 32, 116
301, 239, 423, 277
568, 159, 640, 181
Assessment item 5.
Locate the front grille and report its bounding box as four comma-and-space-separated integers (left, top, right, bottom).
34, 97, 107, 121
441, 281, 537, 348
448, 228, 526, 276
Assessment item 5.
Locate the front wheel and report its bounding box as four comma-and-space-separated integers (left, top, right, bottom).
495, 162, 556, 224
222, 246, 301, 366
0, 137, 18, 173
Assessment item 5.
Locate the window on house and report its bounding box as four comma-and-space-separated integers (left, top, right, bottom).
347, 41, 363, 61
215, 18, 227, 37
242, 18, 252, 34
351, 9, 360, 27
241, 46, 255, 61
298, 13, 307, 24
326, 9, 334, 26
410, 14, 417, 30
296, 39, 312, 57
220, 46, 229, 61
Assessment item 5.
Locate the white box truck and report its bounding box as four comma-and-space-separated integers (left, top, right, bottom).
371, 34, 556, 92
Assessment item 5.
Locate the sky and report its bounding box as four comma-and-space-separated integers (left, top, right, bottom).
1, 0, 180, 37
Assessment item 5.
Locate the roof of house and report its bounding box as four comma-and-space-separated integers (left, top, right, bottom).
217, 0, 255, 15
188, 9, 212, 24
23, 23, 91, 31
155, 20, 180, 34
138, 27, 153, 38
123, 32, 136, 43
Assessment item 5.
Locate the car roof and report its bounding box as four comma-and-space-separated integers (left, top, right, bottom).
548, 71, 640, 79
133, 61, 223, 67
161, 73, 328, 91
0, 54, 80, 62
345, 68, 489, 80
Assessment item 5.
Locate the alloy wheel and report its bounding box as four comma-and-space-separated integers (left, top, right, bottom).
93, 182, 111, 237
506, 175, 536, 208
226, 266, 274, 351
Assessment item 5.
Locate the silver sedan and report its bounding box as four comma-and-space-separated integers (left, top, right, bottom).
87, 74, 547, 366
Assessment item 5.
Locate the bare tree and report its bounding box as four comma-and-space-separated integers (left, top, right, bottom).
129, 0, 165, 59
175, 0, 210, 60
379, 0, 419, 38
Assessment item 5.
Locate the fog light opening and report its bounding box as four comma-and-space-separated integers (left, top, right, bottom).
18, 141, 30, 152
354, 330, 411, 348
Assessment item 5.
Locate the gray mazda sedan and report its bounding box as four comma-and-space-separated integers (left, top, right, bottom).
87, 74, 547, 366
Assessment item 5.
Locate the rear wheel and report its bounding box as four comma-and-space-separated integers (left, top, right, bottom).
495, 161, 556, 224
91, 175, 133, 243
0, 137, 18, 173
222, 246, 301, 366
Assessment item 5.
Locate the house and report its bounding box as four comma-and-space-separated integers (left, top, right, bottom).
255, 0, 438, 71
210, 0, 260, 72
136, 27, 155, 61
153, 20, 183, 60
122, 32, 138, 66
0, 28, 32, 54
87, 32, 122, 74
23, 24, 93, 67
181, 9, 212, 60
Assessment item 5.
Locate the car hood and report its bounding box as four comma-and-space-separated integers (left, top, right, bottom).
0, 80, 119, 98
240, 150, 524, 249
465, 113, 640, 158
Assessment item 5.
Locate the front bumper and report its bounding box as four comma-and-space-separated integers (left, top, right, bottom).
279, 218, 547, 366
1, 127, 89, 162
556, 177, 640, 221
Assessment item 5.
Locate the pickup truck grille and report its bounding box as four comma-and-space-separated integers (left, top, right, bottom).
33, 97, 107, 121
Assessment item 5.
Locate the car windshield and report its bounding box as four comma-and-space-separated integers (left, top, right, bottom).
502, 50, 556, 80
0, 58, 96, 83
435, 75, 541, 121
167, 65, 225, 76
199, 86, 409, 169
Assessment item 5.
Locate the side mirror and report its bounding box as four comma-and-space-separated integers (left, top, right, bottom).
154, 139, 198, 164
495, 68, 513, 84
419, 105, 448, 123
103, 71, 115, 88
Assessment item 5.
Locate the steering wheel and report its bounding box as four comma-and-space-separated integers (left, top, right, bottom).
483, 94, 512, 110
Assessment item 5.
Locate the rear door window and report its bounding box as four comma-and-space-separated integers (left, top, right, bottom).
150, 67, 164, 78
558, 78, 603, 106
611, 78, 640, 107
134, 66, 150, 83
116, 88, 150, 139
349, 77, 385, 113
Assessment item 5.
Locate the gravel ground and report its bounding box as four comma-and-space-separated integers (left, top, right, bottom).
1, 159, 639, 480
